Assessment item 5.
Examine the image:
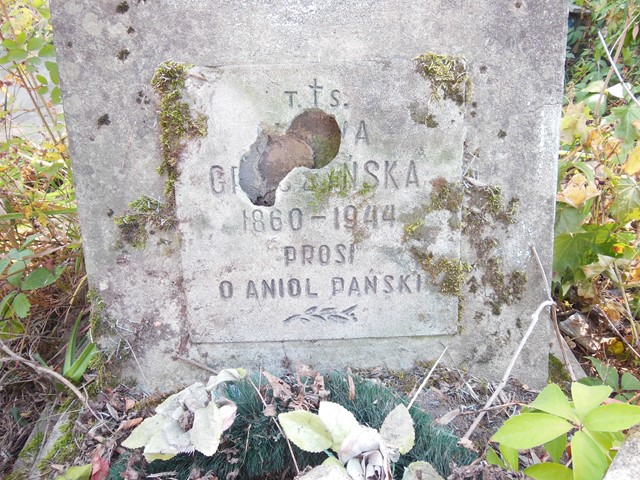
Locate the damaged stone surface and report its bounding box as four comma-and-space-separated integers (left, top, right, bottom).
50, 0, 567, 391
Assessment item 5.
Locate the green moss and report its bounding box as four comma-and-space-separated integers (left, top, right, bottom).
152, 60, 208, 209
306, 163, 354, 208
113, 195, 173, 249
482, 257, 527, 315
404, 219, 423, 237
411, 248, 472, 299
38, 411, 82, 474
8, 430, 45, 479
414, 52, 473, 105
549, 353, 571, 392
427, 177, 463, 213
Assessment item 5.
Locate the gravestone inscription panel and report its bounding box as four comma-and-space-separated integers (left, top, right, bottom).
179, 63, 464, 343
50, 1, 568, 390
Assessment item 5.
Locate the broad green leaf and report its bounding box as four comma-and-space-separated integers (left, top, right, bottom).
610, 176, 640, 223
7, 48, 28, 61
621, 372, 640, 390
45, 61, 59, 84
0, 291, 17, 316
499, 443, 519, 471
51, 86, 61, 104
10, 293, 30, 318
523, 463, 573, 480
583, 404, 640, 432
22, 267, 63, 290
0, 318, 25, 340
35, 73, 48, 85
571, 430, 610, 480
27, 37, 45, 51
298, 464, 351, 480
485, 447, 505, 468
608, 104, 640, 147
544, 433, 567, 463
530, 384, 577, 422
380, 404, 414, 454
64, 342, 97, 382
53, 464, 91, 480
554, 203, 588, 235
587, 356, 619, 388
491, 413, 573, 449
318, 401, 360, 451
572, 382, 612, 420
2, 39, 19, 49
7, 261, 26, 287
0, 258, 10, 274
278, 410, 332, 452
38, 44, 56, 58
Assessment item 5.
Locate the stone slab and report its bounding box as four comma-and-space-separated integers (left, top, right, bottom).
50, 0, 568, 391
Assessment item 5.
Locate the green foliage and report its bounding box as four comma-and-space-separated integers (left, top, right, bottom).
579, 356, 640, 402
488, 382, 640, 479
62, 312, 97, 383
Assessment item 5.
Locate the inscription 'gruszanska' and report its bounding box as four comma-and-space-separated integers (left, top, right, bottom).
217, 273, 428, 300
209, 160, 421, 196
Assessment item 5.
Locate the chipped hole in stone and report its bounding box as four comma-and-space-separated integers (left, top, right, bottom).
239, 108, 341, 206
116, 1, 129, 13
498, 130, 507, 139
117, 49, 130, 61
127, 26, 135, 34
515, 1, 522, 7
479, 65, 487, 74
97, 114, 111, 127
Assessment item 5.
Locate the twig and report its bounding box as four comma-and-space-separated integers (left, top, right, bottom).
407, 346, 447, 410
613, 262, 640, 349
458, 402, 524, 415
460, 300, 554, 444
249, 374, 300, 475
172, 354, 218, 374
598, 30, 640, 110
531, 246, 576, 381
0, 338, 99, 420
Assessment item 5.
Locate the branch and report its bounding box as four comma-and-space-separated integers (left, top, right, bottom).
598, 30, 640, 110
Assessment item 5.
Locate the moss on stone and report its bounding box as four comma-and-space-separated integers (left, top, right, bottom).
411, 248, 472, 299
548, 353, 571, 391
414, 52, 473, 105
38, 411, 82, 474
306, 163, 354, 208
427, 177, 463, 213
113, 195, 173, 249
151, 60, 207, 209
482, 256, 527, 315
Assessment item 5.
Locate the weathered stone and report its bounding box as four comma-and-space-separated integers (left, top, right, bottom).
50, 0, 567, 391
604, 426, 640, 480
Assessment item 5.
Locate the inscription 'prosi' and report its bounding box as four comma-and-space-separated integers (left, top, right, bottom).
284, 243, 356, 266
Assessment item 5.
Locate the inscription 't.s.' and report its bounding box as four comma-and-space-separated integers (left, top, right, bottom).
284, 78, 349, 109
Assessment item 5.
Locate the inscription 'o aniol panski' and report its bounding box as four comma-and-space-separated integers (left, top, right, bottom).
174, 62, 466, 344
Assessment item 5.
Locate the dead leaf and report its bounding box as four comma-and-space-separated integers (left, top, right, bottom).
435, 408, 461, 426
347, 368, 356, 401
262, 403, 277, 417
124, 398, 136, 412
261, 370, 293, 400
90, 450, 110, 480
557, 173, 600, 207
624, 144, 640, 175
118, 417, 143, 432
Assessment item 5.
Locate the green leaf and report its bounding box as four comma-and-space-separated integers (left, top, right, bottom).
530, 384, 577, 422
38, 44, 56, 58
10, 293, 30, 318
499, 443, 519, 471
7, 261, 26, 287
27, 37, 46, 51
587, 356, 618, 388
485, 447, 505, 469
51, 86, 62, 104
7, 49, 28, 62
0, 258, 9, 274
608, 104, 640, 147
523, 463, 573, 480
571, 430, 610, 480
318, 401, 360, 451
621, 372, 640, 391
572, 382, 612, 420
543, 433, 567, 463
610, 176, 640, 223
583, 404, 640, 432
2, 39, 20, 49
0, 318, 25, 340
45, 61, 59, 84
491, 413, 573, 449
35, 73, 48, 85
278, 410, 333, 453
22, 267, 64, 290
53, 464, 92, 480
555, 203, 588, 235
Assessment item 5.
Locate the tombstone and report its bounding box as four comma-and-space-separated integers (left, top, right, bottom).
51, 1, 567, 390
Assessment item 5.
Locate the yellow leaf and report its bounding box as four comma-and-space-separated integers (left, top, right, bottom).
556, 173, 600, 207
624, 144, 640, 175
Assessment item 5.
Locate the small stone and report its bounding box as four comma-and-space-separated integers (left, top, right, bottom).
559, 312, 600, 352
